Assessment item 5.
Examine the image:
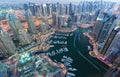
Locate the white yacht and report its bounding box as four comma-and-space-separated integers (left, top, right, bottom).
64, 62, 71, 66
68, 68, 77, 71
50, 45, 54, 47
87, 45, 92, 51
67, 72, 76, 76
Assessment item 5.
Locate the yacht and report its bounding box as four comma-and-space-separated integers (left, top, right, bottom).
87, 46, 92, 51
66, 75, 72, 77
65, 60, 73, 63
67, 72, 76, 76
63, 47, 69, 52
61, 59, 65, 62
50, 45, 54, 47
64, 62, 71, 66
70, 33, 73, 36
63, 56, 67, 58
62, 57, 73, 62
68, 68, 77, 71
48, 40, 53, 44
67, 57, 73, 61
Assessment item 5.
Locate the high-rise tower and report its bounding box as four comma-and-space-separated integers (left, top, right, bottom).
102, 27, 120, 60
29, 3, 42, 17
18, 29, 31, 45
0, 27, 16, 56
42, 4, 48, 16
52, 12, 58, 27
8, 10, 31, 45
96, 14, 117, 43
24, 4, 38, 34
58, 16, 66, 29
40, 17, 50, 34
8, 10, 22, 37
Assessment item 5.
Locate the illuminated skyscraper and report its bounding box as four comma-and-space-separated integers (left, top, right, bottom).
57, 3, 65, 15
52, 4, 57, 13
29, 3, 35, 16
42, 4, 47, 16
8, 10, 31, 45
39, 23, 46, 34
78, 3, 83, 13
58, 16, 66, 29
101, 27, 120, 61
40, 18, 50, 34
92, 10, 100, 21
67, 16, 73, 28
34, 4, 42, 17
52, 12, 58, 27
96, 14, 117, 43
0, 27, 16, 56
69, 3, 73, 15
29, 3, 42, 17
46, 3, 51, 15
24, 4, 38, 34
18, 29, 31, 45
65, 4, 69, 15
100, 27, 120, 55
8, 11, 22, 37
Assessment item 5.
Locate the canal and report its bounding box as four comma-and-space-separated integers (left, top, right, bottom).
46, 28, 109, 77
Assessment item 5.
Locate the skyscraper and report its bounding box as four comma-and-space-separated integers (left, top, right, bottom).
8, 10, 31, 45
92, 10, 100, 21
102, 27, 120, 61
34, 4, 42, 17
0, 27, 16, 56
52, 4, 57, 13
67, 16, 73, 28
101, 27, 120, 77
8, 11, 22, 37
58, 16, 66, 29
42, 4, 47, 16
52, 12, 58, 27
65, 4, 69, 15
29, 3, 35, 16
96, 14, 117, 43
40, 18, 50, 34
18, 29, 31, 45
69, 3, 73, 15
58, 4, 65, 15
46, 3, 51, 15
24, 4, 38, 34
29, 3, 42, 17
100, 27, 120, 55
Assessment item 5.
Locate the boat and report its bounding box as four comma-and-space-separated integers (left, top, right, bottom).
64, 60, 73, 63
50, 45, 54, 47
87, 45, 92, 51
68, 68, 77, 71
70, 33, 73, 36
64, 62, 71, 66
67, 72, 76, 76
61, 59, 65, 62
66, 75, 72, 77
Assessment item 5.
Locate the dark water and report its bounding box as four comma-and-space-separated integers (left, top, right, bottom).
46, 28, 109, 77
